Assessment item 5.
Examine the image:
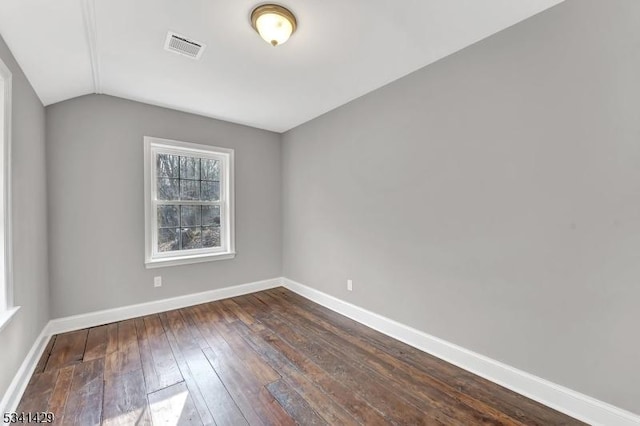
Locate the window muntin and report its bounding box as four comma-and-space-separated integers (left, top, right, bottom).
144, 137, 234, 267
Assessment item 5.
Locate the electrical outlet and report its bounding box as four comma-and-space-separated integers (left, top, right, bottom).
347, 279, 353, 291
154, 276, 162, 288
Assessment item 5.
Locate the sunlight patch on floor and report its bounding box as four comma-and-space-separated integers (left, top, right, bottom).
148, 387, 189, 425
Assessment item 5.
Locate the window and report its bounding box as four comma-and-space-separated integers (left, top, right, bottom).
144, 137, 235, 268
0, 56, 16, 331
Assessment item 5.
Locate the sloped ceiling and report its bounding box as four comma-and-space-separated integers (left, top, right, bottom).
0, 0, 563, 132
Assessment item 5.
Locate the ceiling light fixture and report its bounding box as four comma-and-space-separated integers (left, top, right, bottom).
251, 4, 297, 47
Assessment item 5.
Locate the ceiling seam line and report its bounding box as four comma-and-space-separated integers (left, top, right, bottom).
81, 0, 101, 94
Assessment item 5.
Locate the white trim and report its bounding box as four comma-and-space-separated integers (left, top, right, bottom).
282, 277, 640, 426
0, 305, 19, 334
144, 136, 235, 268
145, 251, 236, 268
0, 56, 13, 313
81, 0, 101, 94
46, 277, 280, 335
0, 326, 51, 414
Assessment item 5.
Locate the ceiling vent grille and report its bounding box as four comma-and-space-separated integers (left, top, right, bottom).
164, 31, 206, 59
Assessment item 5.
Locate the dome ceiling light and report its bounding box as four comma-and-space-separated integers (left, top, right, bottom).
250, 4, 297, 47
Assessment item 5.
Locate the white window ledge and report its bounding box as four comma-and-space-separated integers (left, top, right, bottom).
145, 252, 236, 269
0, 306, 21, 333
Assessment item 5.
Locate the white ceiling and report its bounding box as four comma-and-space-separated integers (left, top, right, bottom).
0, 0, 562, 132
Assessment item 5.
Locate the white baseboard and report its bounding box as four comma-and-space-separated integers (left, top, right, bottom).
282, 277, 640, 426
4, 276, 638, 425
46, 277, 281, 335
0, 327, 51, 414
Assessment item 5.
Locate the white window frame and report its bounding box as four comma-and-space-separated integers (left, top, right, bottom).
0, 56, 18, 333
144, 137, 235, 268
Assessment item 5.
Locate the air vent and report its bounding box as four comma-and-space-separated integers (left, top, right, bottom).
164, 31, 206, 59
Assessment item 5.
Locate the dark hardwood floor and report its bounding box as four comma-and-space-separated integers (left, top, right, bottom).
18, 288, 583, 425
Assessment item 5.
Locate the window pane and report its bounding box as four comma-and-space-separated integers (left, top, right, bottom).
202, 226, 221, 248
201, 181, 220, 201
180, 156, 200, 180
180, 180, 200, 200
202, 206, 220, 227
181, 227, 201, 250
156, 154, 179, 178
157, 178, 179, 200
202, 159, 220, 181
158, 228, 179, 252
180, 205, 201, 227
158, 205, 179, 227
147, 140, 234, 263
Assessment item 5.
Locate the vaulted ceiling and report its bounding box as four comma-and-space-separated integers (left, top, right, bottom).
0, 0, 562, 132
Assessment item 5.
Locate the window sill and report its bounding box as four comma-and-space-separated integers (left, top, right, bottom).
0, 306, 21, 334
145, 251, 236, 268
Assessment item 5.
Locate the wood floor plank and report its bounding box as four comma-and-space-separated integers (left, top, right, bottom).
201, 346, 267, 426
220, 298, 255, 327
46, 366, 75, 423
191, 303, 280, 385
231, 295, 268, 332
104, 319, 142, 381
117, 319, 138, 349
160, 310, 248, 426
257, 386, 299, 426
148, 382, 204, 426
105, 323, 119, 355
216, 299, 239, 324
157, 316, 216, 426
17, 289, 584, 426
178, 308, 210, 350
45, 330, 88, 372
135, 317, 183, 393
16, 370, 59, 413
103, 368, 151, 426
266, 380, 327, 425
61, 358, 104, 426
83, 325, 108, 362
135, 317, 157, 392
143, 314, 165, 336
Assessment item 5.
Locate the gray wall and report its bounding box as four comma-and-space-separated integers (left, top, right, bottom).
46, 95, 281, 318
0, 36, 49, 399
282, 0, 640, 414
